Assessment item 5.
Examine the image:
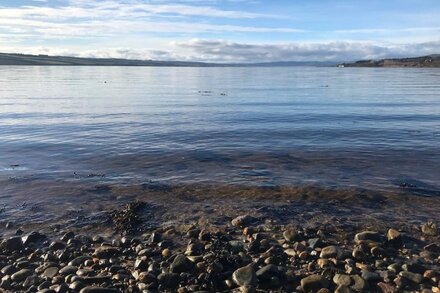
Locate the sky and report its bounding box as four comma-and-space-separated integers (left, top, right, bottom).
0, 0, 439, 62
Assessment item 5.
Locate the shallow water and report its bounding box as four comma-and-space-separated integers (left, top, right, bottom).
0, 66, 440, 227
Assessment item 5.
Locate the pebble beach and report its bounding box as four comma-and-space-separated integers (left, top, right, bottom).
0, 186, 439, 293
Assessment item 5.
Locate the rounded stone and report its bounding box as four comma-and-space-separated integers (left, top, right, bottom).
11, 269, 33, 282
232, 264, 257, 287
43, 267, 59, 279
301, 274, 329, 293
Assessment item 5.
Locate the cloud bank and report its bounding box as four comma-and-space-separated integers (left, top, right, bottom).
3, 40, 440, 63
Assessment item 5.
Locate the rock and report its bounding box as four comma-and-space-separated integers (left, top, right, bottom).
399, 271, 423, 284
424, 243, 440, 253
134, 258, 148, 270
170, 255, 194, 273
39, 289, 56, 293
162, 248, 171, 258
22, 231, 45, 246
354, 231, 384, 244
232, 264, 257, 287
256, 264, 280, 280
93, 246, 120, 258
386, 229, 402, 247
232, 215, 255, 227
317, 258, 333, 269
421, 222, 438, 236
335, 285, 352, 293
308, 238, 322, 249
377, 282, 396, 293
198, 229, 211, 241
60, 231, 75, 242
301, 274, 329, 292
43, 267, 59, 278
59, 265, 78, 275
23, 275, 40, 287
82, 276, 111, 285
352, 248, 366, 260
1, 265, 15, 275
402, 262, 426, 274
333, 274, 352, 287
371, 246, 385, 257
350, 275, 367, 292
157, 273, 179, 289
148, 232, 161, 244
284, 249, 296, 257
0, 278, 11, 290
229, 240, 245, 252
11, 269, 33, 282
69, 281, 86, 291
320, 246, 339, 258
80, 287, 119, 293
283, 228, 299, 242
49, 241, 66, 250
1, 236, 23, 251
69, 256, 92, 266
361, 270, 380, 282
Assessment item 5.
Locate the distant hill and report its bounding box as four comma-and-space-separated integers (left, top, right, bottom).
0, 53, 335, 67
341, 54, 440, 67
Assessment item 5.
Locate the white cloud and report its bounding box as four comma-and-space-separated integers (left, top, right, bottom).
173, 39, 440, 62
3, 40, 439, 63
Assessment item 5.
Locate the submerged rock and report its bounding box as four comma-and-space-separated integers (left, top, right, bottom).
421, 222, 438, 236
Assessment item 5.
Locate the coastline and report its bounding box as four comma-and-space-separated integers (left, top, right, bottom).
0, 183, 439, 292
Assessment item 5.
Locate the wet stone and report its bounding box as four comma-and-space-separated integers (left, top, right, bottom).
1, 265, 15, 275
59, 265, 78, 275
1, 236, 23, 251
22, 231, 45, 246
70, 280, 86, 291
49, 241, 66, 250
0, 278, 11, 290
11, 269, 33, 282
69, 256, 92, 266
43, 267, 59, 278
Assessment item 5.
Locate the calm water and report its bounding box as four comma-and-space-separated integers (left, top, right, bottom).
1, 66, 440, 197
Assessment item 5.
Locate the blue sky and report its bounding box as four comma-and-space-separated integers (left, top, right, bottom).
0, 0, 439, 62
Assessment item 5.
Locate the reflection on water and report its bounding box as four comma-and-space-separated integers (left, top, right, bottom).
0, 66, 439, 210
